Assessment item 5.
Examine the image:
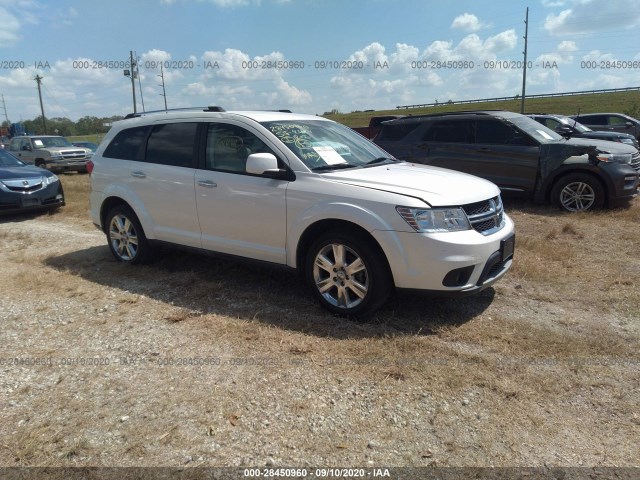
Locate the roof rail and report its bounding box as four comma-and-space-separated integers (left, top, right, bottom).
123, 106, 226, 119
388, 110, 498, 121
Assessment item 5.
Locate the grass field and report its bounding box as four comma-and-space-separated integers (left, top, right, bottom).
327, 90, 640, 127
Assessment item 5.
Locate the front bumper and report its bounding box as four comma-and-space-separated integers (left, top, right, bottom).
600, 162, 639, 203
0, 182, 65, 214
372, 214, 515, 294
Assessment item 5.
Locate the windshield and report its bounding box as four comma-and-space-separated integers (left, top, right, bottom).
261, 120, 394, 170
508, 115, 563, 143
557, 116, 591, 133
0, 149, 25, 167
32, 136, 73, 148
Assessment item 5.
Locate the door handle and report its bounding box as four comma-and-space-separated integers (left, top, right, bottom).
198, 180, 217, 188
131, 171, 146, 178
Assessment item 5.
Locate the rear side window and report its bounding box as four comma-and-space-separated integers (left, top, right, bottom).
579, 115, 606, 125
146, 122, 198, 167
423, 120, 473, 143
103, 126, 151, 160
377, 123, 420, 141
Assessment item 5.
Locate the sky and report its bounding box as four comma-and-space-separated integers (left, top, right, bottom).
1, 0, 640, 122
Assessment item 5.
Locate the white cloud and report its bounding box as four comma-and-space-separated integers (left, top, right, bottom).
544, 0, 640, 35
451, 13, 483, 33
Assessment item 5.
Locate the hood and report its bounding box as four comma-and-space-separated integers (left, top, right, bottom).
0, 165, 53, 180
562, 137, 637, 154
322, 162, 500, 207
576, 131, 636, 142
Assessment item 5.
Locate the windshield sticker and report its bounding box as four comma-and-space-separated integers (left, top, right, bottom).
536, 130, 554, 140
33, 140, 44, 147
313, 146, 347, 165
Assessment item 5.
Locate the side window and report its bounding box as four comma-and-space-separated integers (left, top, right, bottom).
607, 116, 627, 126
423, 120, 473, 143
377, 123, 420, 141
475, 119, 519, 145
8, 139, 19, 152
103, 126, 151, 160
205, 123, 275, 173
543, 118, 560, 130
581, 115, 606, 125
145, 122, 198, 167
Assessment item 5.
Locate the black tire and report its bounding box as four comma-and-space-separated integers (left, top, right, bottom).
105, 205, 152, 264
35, 160, 47, 169
550, 173, 605, 212
305, 230, 392, 317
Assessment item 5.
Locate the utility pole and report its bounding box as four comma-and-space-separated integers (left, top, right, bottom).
135, 51, 145, 112
158, 64, 168, 111
129, 50, 137, 113
34, 75, 47, 134
1, 94, 9, 125
520, 6, 529, 114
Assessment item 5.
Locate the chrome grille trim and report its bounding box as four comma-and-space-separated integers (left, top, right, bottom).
462, 195, 506, 236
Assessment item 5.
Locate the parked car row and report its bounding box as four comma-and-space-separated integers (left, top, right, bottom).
374, 110, 639, 212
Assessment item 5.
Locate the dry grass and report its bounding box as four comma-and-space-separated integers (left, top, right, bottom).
0, 177, 638, 467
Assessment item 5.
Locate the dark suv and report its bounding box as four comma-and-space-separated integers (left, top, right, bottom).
375, 111, 639, 212
571, 113, 640, 141
529, 113, 639, 149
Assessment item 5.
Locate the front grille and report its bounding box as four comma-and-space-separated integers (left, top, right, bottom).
61, 150, 89, 160
3, 178, 44, 194
630, 152, 640, 172
462, 195, 505, 236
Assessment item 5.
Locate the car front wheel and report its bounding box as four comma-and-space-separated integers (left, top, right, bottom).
551, 173, 605, 212
105, 205, 152, 264
305, 231, 392, 317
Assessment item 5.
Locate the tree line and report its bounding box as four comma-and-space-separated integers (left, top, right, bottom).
1, 115, 124, 137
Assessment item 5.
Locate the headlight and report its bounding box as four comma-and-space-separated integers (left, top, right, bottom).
50, 154, 64, 160
596, 153, 632, 164
619, 138, 635, 145
43, 174, 59, 185
396, 206, 471, 233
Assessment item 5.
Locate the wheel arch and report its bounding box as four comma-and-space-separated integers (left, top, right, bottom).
295, 219, 393, 284
100, 196, 136, 233
543, 167, 609, 204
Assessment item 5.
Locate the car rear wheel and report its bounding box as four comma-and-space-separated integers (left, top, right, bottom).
305, 230, 392, 317
551, 173, 605, 212
105, 205, 152, 264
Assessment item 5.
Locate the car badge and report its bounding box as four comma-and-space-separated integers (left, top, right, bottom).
23, 180, 29, 186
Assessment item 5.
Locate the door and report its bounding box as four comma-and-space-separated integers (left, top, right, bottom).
195, 122, 288, 264
102, 122, 201, 247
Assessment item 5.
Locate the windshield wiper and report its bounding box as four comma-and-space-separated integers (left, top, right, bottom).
312, 163, 358, 172
365, 157, 398, 166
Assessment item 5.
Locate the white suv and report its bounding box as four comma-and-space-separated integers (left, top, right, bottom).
89, 107, 515, 316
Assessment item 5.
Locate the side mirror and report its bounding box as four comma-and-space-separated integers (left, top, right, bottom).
22, 145, 32, 151
246, 153, 288, 178
556, 126, 572, 137
625, 121, 634, 127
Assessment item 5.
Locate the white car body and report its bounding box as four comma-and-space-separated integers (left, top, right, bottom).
90, 109, 515, 316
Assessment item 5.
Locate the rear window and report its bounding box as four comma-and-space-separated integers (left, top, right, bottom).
103, 126, 151, 160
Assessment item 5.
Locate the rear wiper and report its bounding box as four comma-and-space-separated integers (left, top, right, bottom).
312, 163, 357, 172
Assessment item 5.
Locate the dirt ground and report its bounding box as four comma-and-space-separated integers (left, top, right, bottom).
0, 189, 638, 469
